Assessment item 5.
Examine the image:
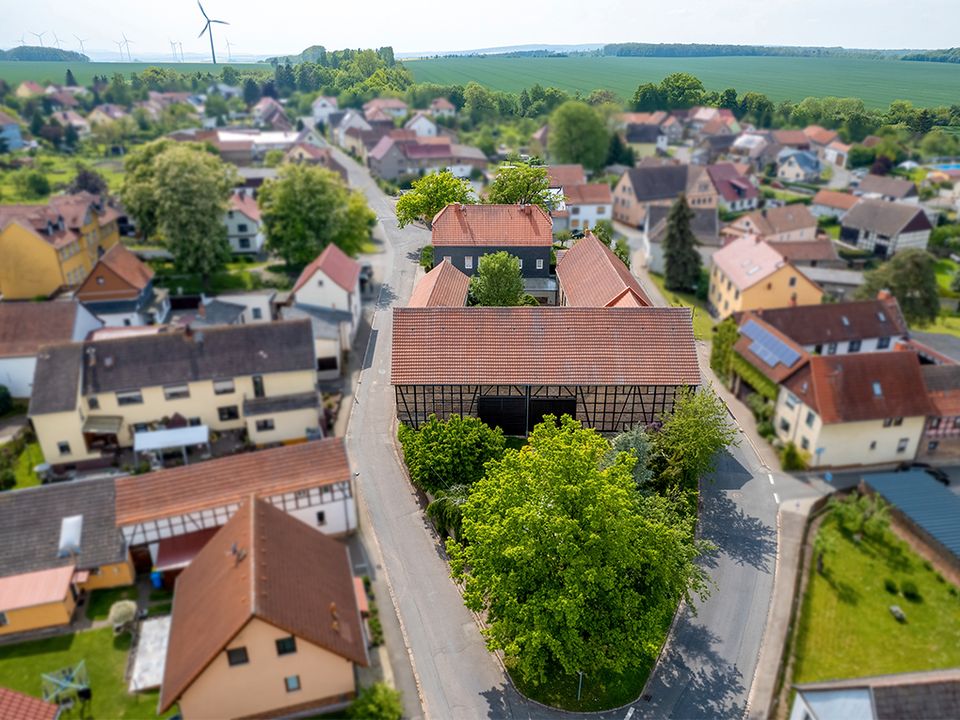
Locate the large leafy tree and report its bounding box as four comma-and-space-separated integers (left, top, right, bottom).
258, 163, 376, 268
397, 414, 505, 495
650, 388, 738, 494
662, 195, 702, 292
449, 416, 708, 685
485, 163, 551, 209
395, 171, 475, 228
121, 139, 189, 241
469, 251, 525, 307
659, 72, 705, 109
855, 249, 939, 327
68, 165, 108, 195
631, 82, 663, 111
547, 101, 609, 171
151, 144, 237, 290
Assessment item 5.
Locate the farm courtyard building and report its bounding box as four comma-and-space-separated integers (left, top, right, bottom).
391, 306, 700, 434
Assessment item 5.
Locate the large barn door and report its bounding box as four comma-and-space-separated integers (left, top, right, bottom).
528, 397, 576, 432
478, 397, 527, 436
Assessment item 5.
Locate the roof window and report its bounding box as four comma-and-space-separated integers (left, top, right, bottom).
872, 382, 883, 397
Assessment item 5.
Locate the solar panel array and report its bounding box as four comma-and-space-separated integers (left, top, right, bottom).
741, 319, 801, 369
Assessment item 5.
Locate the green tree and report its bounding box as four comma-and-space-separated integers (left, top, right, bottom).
662, 196, 702, 292
152, 144, 237, 290
548, 101, 609, 171
263, 149, 285, 167
347, 683, 403, 720
426, 484, 471, 539
13, 169, 50, 199
242, 78, 261, 107
485, 163, 551, 209
607, 424, 653, 487
65, 68, 77, 87
710, 317, 739, 386
469, 251, 525, 306
68, 165, 108, 195
395, 171, 475, 228
631, 82, 663, 111
920, 129, 959, 159
397, 414, 505, 495
606, 133, 635, 166
448, 416, 707, 685
650, 388, 738, 493
855, 249, 939, 327
121, 139, 189, 241
204, 93, 229, 120
659, 73, 705, 109
258, 164, 375, 268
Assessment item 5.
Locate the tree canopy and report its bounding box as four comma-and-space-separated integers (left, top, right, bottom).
662, 196, 702, 293
547, 101, 609, 171
485, 163, 552, 209
469, 251, 525, 306
449, 416, 707, 685
396, 171, 475, 228
855, 249, 939, 327
258, 163, 375, 267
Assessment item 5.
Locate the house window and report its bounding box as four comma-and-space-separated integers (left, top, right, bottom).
848, 340, 862, 353
57, 442, 71, 456
218, 406, 239, 421
163, 384, 190, 400
893, 417, 903, 426
133, 423, 149, 433
805, 411, 815, 428
518, 259, 523, 269
188, 417, 202, 427
789, 276, 797, 287
929, 440, 939, 452
571, 207, 580, 216
827, 343, 837, 355
239, 238, 251, 250
252, 308, 263, 320
779, 418, 790, 432
464, 256, 473, 270
276, 636, 297, 656
883, 418, 893, 428
88, 397, 100, 410
877, 336, 890, 350
930, 417, 941, 429
316, 511, 326, 525
443, 255, 452, 263
953, 417, 960, 429
0, 612, 6, 627
252, 375, 265, 399
801, 437, 810, 451
317, 356, 339, 371
227, 647, 249, 666
255, 419, 275, 432
213, 379, 235, 395
284, 675, 301, 693
785, 393, 799, 410
734, 289, 740, 300
870, 441, 877, 450
116, 390, 143, 406
238, 223, 248, 233
897, 438, 909, 453
597, 206, 606, 214
536, 259, 544, 270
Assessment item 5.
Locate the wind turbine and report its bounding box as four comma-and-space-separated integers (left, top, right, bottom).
122, 33, 133, 61
52, 31, 62, 50
31, 31, 45, 47
19, 34, 26, 46
74, 35, 88, 55
170, 40, 180, 62
115, 39, 125, 60
224, 38, 235, 63
178, 42, 185, 62
197, 1, 228, 64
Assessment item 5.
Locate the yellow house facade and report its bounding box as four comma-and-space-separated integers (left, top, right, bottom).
709, 235, 823, 320
0, 193, 121, 300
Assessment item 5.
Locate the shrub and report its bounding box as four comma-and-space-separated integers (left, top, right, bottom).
757, 421, 775, 440
901, 580, 921, 602
0, 384, 11, 416
746, 392, 774, 423
419, 245, 434, 271
884, 578, 898, 594
347, 683, 403, 720
780, 442, 808, 471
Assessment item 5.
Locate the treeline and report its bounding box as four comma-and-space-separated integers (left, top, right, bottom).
0, 46, 88, 62
902, 48, 960, 64
265, 45, 396, 67
602, 43, 899, 59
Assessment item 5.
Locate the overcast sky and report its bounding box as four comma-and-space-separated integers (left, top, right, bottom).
3, 0, 957, 59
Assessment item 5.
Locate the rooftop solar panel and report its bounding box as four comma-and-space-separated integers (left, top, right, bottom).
742, 319, 801, 368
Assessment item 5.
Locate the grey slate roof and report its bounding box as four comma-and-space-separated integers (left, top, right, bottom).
29, 343, 83, 415
648, 205, 721, 246
910, 330, 960, 364
864, 471, 960, 561
624, 166, 690, 202
625, 124, 662, 144
841, 199, 931, 236
243, 391, 320, 417
283, 303, 352, 341
0, 478, 126, 576
196, 299, 245, 327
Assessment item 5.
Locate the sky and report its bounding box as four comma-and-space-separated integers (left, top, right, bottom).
2, 0, 958, 60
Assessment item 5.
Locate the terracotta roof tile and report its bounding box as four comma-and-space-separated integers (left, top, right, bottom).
0, 301, 81, 358
229, 192, 261, 223
733, 205, 817, 237
812, 189, 860, 211
774, 239, 840, 264
159, 497, 367, 712
0, 688, 59, 720
706, 163, 759, 203
547, 164, 586, 188
431, 204, 553, 247
391, 307, 699, 386
557, 233, 651, 308
98, 243, 154, 290
564, 183, 612, 205
408, 261, 470, 307
750, 299, 907, 347
784, 352, 933, 424
803, 125, 839, 146
293, 243, 361, 295
115, 439, 349, 526
772, 129, 809, 146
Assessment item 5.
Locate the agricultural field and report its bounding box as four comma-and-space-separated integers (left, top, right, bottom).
0, 61, 271, 86
406, 56, 960, 108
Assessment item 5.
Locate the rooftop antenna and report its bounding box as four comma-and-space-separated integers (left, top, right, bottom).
121, 33, 133, 62
52, 31, 62, 50
31, 31, 46, 48
197, 1, 229, 64
74, 35, 88, 55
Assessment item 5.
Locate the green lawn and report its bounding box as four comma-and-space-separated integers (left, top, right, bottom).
407, 55, 960, 108
85, 586, 138, 622
0, 153, 124, 204
647, 272, 714, 340
934, 258, 959, 299
13, 441, 44, 489
0, 628, 175, 718
793, 515, 960, 684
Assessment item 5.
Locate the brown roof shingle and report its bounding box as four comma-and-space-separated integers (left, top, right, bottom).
159, 497, 367, 712
97, 243, 154, 291
431, 204, 553, 247
0, 688, 58, 720
858, 173, 918, 200
0, 301, 81, 358
841, 199, 931, 237
812, 189, 860, 211
391, 307, 699, 386
557, 233, 651, 308
293, 243, 361, 295
564, 183, 612, 205
408, 261, 470, 307
115, 439, 350, 525
547, 164, 586, 188
750, 299, 908, 347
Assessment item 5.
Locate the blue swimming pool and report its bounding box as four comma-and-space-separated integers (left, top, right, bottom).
932, 163, 960, 171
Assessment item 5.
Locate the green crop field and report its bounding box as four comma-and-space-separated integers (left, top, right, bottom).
407, 56, 960, 108
0, 61, 272, 86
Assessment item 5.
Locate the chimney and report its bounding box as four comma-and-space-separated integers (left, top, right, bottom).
877, 289, 893, 302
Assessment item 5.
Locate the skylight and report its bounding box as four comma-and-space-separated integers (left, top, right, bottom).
872, 382, 883, 397
878, 311, 887, 322
841, 316, 850, 326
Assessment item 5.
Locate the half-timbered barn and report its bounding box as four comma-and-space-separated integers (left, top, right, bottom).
392, 306, 700, 434
114, 439, 354, 578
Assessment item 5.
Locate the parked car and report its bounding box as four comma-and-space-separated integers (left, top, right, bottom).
896, 462, 950, 486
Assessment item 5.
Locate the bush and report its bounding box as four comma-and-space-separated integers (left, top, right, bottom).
780, 442, 808, 471
746, 392, 774, 423
757, 420, 775, 440
884, 578, 898, 594
419, 245, 434, 271
0, 385, 11, 416
347, 683, 403, 720
901, 580, 921, 602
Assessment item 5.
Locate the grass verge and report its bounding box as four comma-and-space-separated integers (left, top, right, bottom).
647, 272, 714, 340
13, 442, 44, 489
85, 586, 138, 622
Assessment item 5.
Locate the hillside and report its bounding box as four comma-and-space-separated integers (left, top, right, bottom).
0, 46, 88, 62
601, 43, 907, 59
902, 48, 960, 64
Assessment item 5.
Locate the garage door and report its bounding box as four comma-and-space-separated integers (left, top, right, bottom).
529, 397, 576, 430
477, 397, 526, 436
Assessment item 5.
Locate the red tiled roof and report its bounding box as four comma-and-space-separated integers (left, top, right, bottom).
557, 233, 651, 308
363, 98, 407, 112
0, 688, 58, 720
159, 497, 367, 712
564, 183, 612, 205
229, 192, 261, 223
706, 163, 759, 203
812, 189, 860, 211
734, 313, 809, 384
391, 307, 699, 386
98, 243, 154, 291
784, 352, 933, 424
408, 261, 470, 307
803, 125, 839, 146
0, 301, 82, 358
547, 164, 586, 188
772, 130, 809, 147
775, 239, 840, 264
432, 204, 553, 247
292, 243, 361, 295
115, 439, 350, 525
431, 97, 455, 111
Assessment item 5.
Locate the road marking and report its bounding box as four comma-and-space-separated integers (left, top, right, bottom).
768, 473, 775, 485
623, 708, 635, 720
773, 492, 780, 504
